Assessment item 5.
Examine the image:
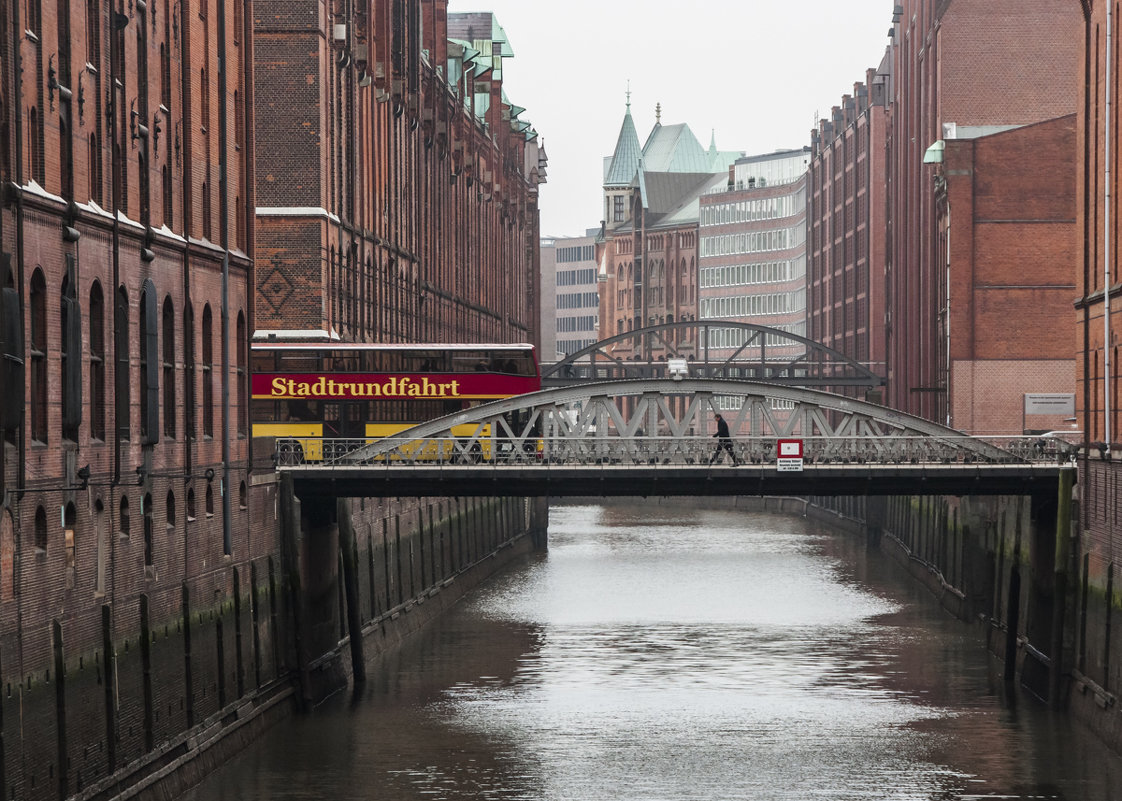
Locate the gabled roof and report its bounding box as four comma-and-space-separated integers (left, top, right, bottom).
605, 105, 643, 187
642, 122, 741, 174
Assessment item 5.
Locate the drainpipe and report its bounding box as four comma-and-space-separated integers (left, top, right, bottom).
945, 196, 951, 429
217, 0, 232, 554
1106, 0, 1114, 455
11, 0, 27, 498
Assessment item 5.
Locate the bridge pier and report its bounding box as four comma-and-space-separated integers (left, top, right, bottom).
278, 474, 347, 707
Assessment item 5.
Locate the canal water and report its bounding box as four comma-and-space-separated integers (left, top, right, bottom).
183, 502, 1122, 800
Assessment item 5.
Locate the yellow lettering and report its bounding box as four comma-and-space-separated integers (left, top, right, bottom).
272, 377, 288, 396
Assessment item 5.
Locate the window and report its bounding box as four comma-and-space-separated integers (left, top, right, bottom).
119, 496, 130, 537
613, 196, 624, 222
236, 312, 246, 436
89, 282, 106, 440
163, 297, 176, 438
29, 269, 47, 443
64, 503, 77, 581
205, 483, 214, 516
166, 491, 176, 528
115, 286, 130, 440
28, 107, 44, 185
34, 506, 47, 554
186, 488, 196, 521
239, 481, 247, 510
184, 302, 195, 439
89, 133, 103, 206
143, 493, 154, 568
95, 499, 106, 595
202, 304, 213, 437
61, 260, 82, 441
140, 281, 159, 444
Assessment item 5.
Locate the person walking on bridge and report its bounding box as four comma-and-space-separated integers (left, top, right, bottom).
709, 413, 739, 465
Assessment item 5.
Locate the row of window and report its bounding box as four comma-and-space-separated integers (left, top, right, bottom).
712, 396, 797, 412
701, 193, 805, 227
702, 323, 807, 348
557, 268, 597, 286
700, 225, 806, 258
700, 289, 806, 320
557, 316, 596, 333
700, 257, 807, 289
557, 292, 599, 310
17, 266, 246, 446
557, 339, 596, 355
557, 245, 595, 263
0, 478, 247, 598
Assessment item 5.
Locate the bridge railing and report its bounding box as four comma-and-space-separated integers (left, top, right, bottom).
274, 435, 1070, 468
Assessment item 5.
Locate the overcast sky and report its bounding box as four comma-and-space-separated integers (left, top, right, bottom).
447, 0, 895, 239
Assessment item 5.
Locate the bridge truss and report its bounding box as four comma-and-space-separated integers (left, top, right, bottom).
278, 379, 1057, 469
541, 321, 885, 388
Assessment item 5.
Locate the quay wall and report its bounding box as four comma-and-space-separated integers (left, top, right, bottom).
0, 467, 541, 801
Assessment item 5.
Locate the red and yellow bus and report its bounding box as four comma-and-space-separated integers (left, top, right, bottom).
251, 341, 540, 459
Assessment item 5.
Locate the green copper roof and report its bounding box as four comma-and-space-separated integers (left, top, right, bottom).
604, 104, 642, 187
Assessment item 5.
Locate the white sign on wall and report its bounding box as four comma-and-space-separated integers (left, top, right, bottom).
777, 439, 803, 472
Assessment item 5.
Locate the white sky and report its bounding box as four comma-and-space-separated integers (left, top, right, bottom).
447, 0, 895, 239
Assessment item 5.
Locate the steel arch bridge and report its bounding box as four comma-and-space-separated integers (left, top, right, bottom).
275, 379, 1067, 500
541, 321, 885, 388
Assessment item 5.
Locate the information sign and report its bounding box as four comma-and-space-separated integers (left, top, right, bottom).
777, 439, 804, 472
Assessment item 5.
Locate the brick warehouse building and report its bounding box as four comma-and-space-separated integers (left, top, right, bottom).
0, 2, 545, 800
934, 116, 1078, 436
884, 0, 1081, 423
254, 6, 544, 346
807, 73, 888, 400
1, 0, 256, 794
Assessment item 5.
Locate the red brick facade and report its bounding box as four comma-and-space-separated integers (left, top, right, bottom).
938, 116, 1078, 435
884, 0, 1081, 421
808, 73, 888, 396
253, 3, 543, 346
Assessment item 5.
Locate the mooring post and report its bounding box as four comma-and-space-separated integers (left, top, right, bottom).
1049, 466, 1075, 708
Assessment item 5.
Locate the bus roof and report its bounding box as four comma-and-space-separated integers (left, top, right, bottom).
250, 342, 535, 352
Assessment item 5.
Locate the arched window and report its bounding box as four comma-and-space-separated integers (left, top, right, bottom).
184, 301, 195, 439
29, 269, 47, 443
95, 498, 106, 595
166, 490, 176, 529
89, 281, 106, 440
186, 488, 196, 522
202, 304, 213, 437
205, 483, 214, 516
163, 297, 176, 438
34, 506, 47, 553
61, 259, 82, 441
89, 133, 102, 205
115, 286, 131, 441
139, 280, 159, 444
236, 311, 246, 437
64, 502, 77, 578
119, 495, 130, 537
238, 480, 247, 510
143, 493, 154, 568
28, 107, 44, 184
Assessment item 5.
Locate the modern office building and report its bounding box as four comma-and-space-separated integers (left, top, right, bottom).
698, 149, 810, 369
541, 233, 599, 362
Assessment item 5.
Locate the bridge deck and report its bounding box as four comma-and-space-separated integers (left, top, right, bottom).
280, 461, 1066, 499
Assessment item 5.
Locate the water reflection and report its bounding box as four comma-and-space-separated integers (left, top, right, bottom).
182, 503, 1122, 801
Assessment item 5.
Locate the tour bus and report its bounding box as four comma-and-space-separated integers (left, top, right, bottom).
251, 340, 540, 460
